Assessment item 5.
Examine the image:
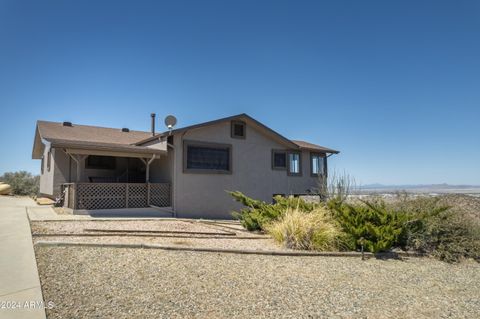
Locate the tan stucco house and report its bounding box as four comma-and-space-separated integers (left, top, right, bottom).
32, 113, 339, 219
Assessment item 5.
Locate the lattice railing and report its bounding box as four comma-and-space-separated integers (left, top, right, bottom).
68, 183, 171, 210
127, 183, 148, 208
76, 183, 126, 210
150, 183, 171, 207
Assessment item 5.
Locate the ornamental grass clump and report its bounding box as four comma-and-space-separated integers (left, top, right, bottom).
266, 207, 345, 251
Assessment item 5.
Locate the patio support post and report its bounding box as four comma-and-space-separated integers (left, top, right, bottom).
141, 155, 156, 183
141, 155, 157, 206
68, 154, 87, 182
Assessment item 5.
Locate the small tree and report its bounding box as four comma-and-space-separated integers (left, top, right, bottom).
315, 169, 357, 202
0, 171, 40, 196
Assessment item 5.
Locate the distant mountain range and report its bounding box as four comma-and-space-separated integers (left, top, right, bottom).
357, 183, 480, 194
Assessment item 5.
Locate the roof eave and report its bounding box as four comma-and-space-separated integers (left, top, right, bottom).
31, 124, 45, 159
300, 147, 340, 154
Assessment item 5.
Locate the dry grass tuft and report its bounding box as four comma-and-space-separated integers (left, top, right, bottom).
266, 207, 344, 251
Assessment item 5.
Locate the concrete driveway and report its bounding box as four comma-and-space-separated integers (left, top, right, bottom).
0, 196, 46, 319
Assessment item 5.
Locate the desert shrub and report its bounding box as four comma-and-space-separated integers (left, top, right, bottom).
229, 191, 318, 231
391, 196, 480, 262
231, 191, 480, 261
410, 213, 479, 262
0, 171, 39, 196
266, 207, 346, 251
315, 170, 357, 202
328, 198, 408, 253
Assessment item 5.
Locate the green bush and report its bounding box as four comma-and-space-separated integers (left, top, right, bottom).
0, 171, 40, 196
266, 207, 346, 251
229, 191, 318, 231
328, 198, 408, 253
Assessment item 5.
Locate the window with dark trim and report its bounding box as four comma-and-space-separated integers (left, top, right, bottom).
184, 141, 232, 174
287, 152, 301, 176
231, 120, 246, 139
310, 153, 325, 176
86, 155, 116, 170
41, 155, 44, 174
271, 150, 287, 170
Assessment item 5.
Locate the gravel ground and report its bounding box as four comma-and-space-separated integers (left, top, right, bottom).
33, 235, 280, 251
31, 220, 237, 235
35, 246, 480, 319
31, 220, 279, 251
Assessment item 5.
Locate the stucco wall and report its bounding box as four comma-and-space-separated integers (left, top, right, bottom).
53, 149, 71, 196
149, 153, 173, 183
171, 121, 323, 219
39, 146, 54, 196
39, 148, 73, 197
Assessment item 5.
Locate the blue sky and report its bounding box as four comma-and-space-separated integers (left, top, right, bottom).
0, 0, 479, 185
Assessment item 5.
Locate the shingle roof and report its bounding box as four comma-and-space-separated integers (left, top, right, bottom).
32, 116, 339, 159
37, 121, 152, 145
291, 140, 339, 154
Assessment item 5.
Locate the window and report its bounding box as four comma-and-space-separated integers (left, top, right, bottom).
310, 153, 325, 176
86, 156, 116, 170
231, 120, 246, 139
47, 150, 52, 172
288, 152, 301, 176
41, 155, 44, 174
271, 150, 287, 170
184, 141, 232, 173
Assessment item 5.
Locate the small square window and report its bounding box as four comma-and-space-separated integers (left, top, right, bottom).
272, 150, 287, 170
231, 120, 246, 139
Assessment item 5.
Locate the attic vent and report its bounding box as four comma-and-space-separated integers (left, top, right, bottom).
121, 128, 130, 132
63, 121, 72, 127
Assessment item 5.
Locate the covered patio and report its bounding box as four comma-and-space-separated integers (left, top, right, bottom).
57, 140, 173, 213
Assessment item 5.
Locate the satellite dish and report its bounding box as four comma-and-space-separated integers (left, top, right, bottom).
164, 115, 177, 130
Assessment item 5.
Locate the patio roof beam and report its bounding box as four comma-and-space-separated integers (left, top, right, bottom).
64, 148, 165, 159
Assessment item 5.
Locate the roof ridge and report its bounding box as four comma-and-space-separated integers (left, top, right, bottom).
36, 120, 150, 134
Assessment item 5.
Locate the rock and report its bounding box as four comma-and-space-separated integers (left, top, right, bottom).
0, 183, 12, 195
36, 197, 55, 205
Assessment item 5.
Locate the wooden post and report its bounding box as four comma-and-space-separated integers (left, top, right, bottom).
141, 156, 156, 207
70, 154, 87, 182
146, 163, 150, 183
142, 156, 156, 183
